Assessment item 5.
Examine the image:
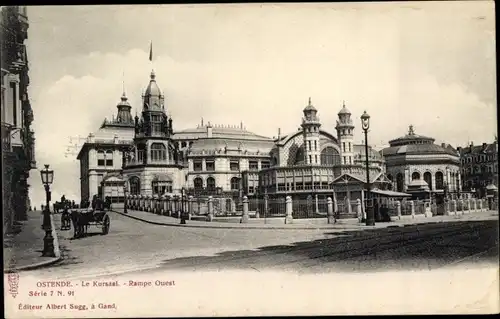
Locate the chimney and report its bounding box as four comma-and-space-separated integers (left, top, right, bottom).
441, 143, 446, 148
278, 128, 281, 140
482, 142, 487, 149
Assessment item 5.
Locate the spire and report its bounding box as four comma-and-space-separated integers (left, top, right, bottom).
122, 70, 126, 96
303, 96, 316, 112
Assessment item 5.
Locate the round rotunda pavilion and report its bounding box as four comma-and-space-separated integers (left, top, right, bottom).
381, 125, 461, 199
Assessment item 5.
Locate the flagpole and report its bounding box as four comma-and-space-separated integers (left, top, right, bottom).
149, 41, 153, 72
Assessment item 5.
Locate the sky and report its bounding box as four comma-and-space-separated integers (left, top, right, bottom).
24, 2, 496, 207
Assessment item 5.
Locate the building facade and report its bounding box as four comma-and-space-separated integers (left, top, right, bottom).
77, 69, 388, 207
381, 125, 461, 200
122, 70, 186, 196
457, 139, 498, 198
78, 69, 277, 201
244, 100, 388, 205
1, 6, 36, 234
76, 91, 135, 203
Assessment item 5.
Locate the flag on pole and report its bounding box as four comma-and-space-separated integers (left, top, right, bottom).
149, 41, 153, 61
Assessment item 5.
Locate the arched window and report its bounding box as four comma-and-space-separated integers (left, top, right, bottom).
194, 177, 203, 190
206, 177, 216, 191
129, 176, 140, 195
411, 172, 420, 181
423, 172, 432, 190
435, 171, 444, 190
231, 177, 240, 190
320, 146, 341, 166
396, 173, 404, 192
150, 143, 167, 162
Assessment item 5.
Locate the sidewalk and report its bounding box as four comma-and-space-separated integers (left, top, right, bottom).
3, 210, 62, 272
112, 208, 498, 230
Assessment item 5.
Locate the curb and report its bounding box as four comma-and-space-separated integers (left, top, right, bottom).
112, 210, 475, 231
7, 214, 63, 272
112, 210, 362, 230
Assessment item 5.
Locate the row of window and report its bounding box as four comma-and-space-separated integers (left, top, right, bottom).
307, 140, 318, 152
387, 171, 451, 192
192, 159, 270, 172
193, 177, 241, 190
304, 126, 319, 133
342, 142, 352, 153
462, 165, 497, 175
461, 154, 497, 164
340, 128, 353, 136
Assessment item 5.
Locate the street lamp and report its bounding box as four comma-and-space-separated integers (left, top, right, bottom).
180, 187, 187, 224
123, 180, 128, 214
39, 164, 55, 257
361, 111, 375, 226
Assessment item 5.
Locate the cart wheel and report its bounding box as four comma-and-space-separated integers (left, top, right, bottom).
102, 215, 110, 235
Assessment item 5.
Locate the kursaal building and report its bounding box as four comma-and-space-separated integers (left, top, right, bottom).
78, 68, 395, 205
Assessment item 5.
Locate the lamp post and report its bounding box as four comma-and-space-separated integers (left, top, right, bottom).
180, 187, 186, 224
40, 164, 55, 257
361, 111, 375, 226
123, 181, 128, 214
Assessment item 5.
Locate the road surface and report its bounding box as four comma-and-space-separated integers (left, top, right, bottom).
27, 211, 499, 279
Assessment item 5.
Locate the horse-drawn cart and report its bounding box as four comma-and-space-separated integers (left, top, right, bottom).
70, 208, 111, 238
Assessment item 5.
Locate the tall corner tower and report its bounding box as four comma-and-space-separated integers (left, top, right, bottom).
335, 101, 355, 165
301, 97, 321, 165
136, 69, 172, 139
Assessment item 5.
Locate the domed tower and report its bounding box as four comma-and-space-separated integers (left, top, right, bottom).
131, 70, 178, 167
115, 91, 134, 124
136, 70, 172, 138
335, 101, 355, 166
301, 97, 321, 165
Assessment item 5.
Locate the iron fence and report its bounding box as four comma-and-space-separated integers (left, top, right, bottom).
192, 197, 209, 216
291, 199, 326, 219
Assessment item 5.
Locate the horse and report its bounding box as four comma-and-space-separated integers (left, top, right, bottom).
70, 210, 92, 238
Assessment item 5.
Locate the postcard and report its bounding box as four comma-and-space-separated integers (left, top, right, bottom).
2, 2, 498, 317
